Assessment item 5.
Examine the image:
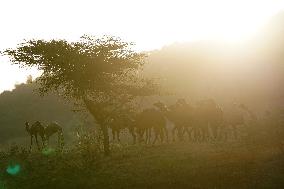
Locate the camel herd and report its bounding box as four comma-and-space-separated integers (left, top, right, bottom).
25, 98, 257, 150
108, 99, 257, 144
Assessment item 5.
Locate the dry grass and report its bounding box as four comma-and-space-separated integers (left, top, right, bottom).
1, 140, 283, 189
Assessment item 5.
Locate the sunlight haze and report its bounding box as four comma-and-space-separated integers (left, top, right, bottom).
1, 0, 284, 92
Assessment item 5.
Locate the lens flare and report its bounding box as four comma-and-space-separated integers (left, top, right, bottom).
6, 164, 21, 176
42, 147, 56, 156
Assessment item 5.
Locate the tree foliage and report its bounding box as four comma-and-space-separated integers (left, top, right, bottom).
4, 35, 155, 99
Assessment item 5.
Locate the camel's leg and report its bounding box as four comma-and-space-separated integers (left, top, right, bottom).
191, 127, 197, 142
129, 127, 136, 144
185, 127, 193, 141
117, 130, 121, 142
217, 125, 222, 140
206, 127, 210, 141
164, 127, 169, 143
60, 132, 64, 150
177, 126, 183, 141
152, 130, 159, 145
145, 128, 149, 144
138, 129, 145, 143
200, 127, 204, 142
41, 136, 45, 148
205, 124, 210, 142
58, 132, 61, 148
211, 124, 218, 140
216, 125, 222, 141
139, 129, 143, 143
183, 126, 189, 139
172, 126, 177, 142
58, 132, 64, 150
193, 127, 198, 142
147, 128, 152, 144
201, 125, 209, 142
159, 128, 164, 143
112, 129, 116, 142
197, 128, 202, 142
46, 137, 50, 146
149, 128, 152, 144
35, 134, 40, 150
197, 126, 203, 142
197, 127, 203, 142
29, 135, 33, 152
219, 125, 227, 141
146, 128, 152, 144
190, 127, 195, 141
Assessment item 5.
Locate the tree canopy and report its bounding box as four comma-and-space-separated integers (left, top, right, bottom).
4, 35, 155, 97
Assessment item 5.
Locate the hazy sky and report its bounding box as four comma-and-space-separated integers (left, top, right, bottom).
1, 0, 284, 92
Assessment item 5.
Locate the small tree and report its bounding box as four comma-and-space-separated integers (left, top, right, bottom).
3, 35, 157, 155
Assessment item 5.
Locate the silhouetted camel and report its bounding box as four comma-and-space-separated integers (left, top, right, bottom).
25, 121, 45, 151
239, 104, 258, 121
135, 108, 168, 144
154, 100, 193, 142
223, 103, 254, 140
108, 115, 137, 144
195, 99, 224, 141
189, 101, 210, 142
44, 122, 64, 149
154, 99, 225, 142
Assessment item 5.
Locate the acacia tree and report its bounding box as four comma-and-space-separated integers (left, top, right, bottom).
3, 35, 157, 155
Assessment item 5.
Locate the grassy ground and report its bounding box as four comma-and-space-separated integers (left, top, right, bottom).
0, 141, 283, 189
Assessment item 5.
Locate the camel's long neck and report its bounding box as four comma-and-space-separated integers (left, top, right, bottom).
164, 110, 171, 118
83, 97, 104, 123
25, 123, 31, 133
159, 108, 172, 120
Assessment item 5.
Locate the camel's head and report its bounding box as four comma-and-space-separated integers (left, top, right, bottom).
153, 101, 168, 112
239, 103, 248, 110
176, 98, 187, 106
25, 121, 30, 133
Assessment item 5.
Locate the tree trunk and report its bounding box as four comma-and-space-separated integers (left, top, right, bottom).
83, 98, 110, 156
100, 124, 110, 156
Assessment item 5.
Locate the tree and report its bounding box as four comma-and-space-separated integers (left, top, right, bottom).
3, 35, 157, 155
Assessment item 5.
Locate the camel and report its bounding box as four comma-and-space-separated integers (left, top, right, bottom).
108, 115, 137, 144
223, 103, 255, 140
154, 99, 225, 142
25, 121, 64, 151
134, 108, 168, 145
239, 104, 258, 121
195, 99, 225, 141
209, 106, 225, 141
44, 122, 64, 149
189, 101, 210, 142
153, 100, 193, 142
25, 121, 45, 151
